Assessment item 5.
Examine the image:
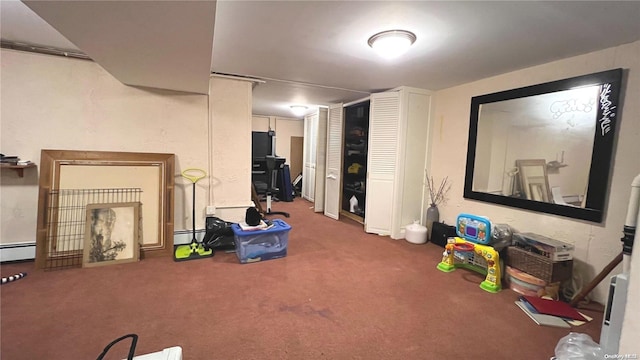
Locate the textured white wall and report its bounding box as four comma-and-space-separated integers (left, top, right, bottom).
273, 117, 304, 163
251, 115, 270, 132
0, 49, 254, 248
431, 41, 640, 308
209, 77, 253, 223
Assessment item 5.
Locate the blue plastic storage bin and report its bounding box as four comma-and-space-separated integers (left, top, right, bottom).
231, 219, 290, 263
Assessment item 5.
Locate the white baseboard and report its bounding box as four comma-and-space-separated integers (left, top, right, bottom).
214, 204, 251, 224
217, 203, 253, 209
173, 229, 207, 245
1, 230, 225, 261
0, 242, 36, 262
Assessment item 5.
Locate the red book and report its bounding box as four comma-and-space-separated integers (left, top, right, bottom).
521, 296, 587, 321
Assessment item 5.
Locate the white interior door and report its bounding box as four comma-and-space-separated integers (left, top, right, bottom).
314, 109, 328, 212
302, 113, 314, 201
308, 113, 318, 202
324, 103, 343, 219
365, 92, 400, 235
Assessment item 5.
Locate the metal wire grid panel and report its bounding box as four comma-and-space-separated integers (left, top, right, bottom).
453, 249, 488, 269
43, 188, 142, 271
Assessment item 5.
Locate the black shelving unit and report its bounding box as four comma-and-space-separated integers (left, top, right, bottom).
341, 101, 370, 220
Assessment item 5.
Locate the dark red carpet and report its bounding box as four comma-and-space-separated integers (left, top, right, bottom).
0, 198, 603, 359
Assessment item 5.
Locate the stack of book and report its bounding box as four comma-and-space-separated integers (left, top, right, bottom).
0, 154, 20, 165
515, 295, 592, 328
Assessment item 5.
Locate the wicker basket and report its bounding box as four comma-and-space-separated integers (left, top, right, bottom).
506, 246, 573, 283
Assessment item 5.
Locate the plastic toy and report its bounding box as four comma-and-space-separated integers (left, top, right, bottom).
437, 213, 502, 293
1, 272, 26, 285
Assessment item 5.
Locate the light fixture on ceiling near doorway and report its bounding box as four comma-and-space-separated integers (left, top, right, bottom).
368, 29, 416, 59
290, 105, 308, 117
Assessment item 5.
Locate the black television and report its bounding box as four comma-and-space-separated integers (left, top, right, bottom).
252, 131, 273, 158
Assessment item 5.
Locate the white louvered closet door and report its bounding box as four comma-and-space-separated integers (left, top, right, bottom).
324, 103, 344, 219
302, 115, 309, 200
308, 113, 318, 202
314, 109, 328, 212
365, 92, 400, 235
302, 113, 316, 201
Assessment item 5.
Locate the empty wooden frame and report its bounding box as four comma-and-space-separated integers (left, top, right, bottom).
36, 150, 175, 269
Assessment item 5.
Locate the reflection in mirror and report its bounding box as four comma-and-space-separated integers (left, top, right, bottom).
515, 159, 551, 203
473, 85, 598, 206
464, 68, 624, 222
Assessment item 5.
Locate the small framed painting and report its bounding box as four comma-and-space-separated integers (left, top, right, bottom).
83, 202, 141, 268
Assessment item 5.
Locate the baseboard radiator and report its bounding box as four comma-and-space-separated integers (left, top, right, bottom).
173, 229, 207, 245
1, 230, 215, 262
0, 242, 36, 262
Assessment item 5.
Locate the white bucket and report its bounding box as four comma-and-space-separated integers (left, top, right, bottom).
405, 222, 428, 244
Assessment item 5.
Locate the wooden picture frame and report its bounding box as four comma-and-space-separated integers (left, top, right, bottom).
516, 159, 551, 203
83, 202, 141, 268
36, 150, 175, 270
528, 177, 549, 202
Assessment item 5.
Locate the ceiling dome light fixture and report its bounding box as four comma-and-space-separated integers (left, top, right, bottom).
290, 105, 308, 117
367, 29, 417, 60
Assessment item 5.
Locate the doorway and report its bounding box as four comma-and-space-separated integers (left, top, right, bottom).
290, 136, 303, 180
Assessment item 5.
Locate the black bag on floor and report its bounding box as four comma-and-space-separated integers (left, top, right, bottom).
431, 222, 457, 247
277, 164, 294, 202
203, 216, 236, 251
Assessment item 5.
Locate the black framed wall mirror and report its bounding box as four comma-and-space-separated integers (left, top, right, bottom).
463, 68, 623, 223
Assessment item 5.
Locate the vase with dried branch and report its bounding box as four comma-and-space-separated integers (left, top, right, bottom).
425, 173, 451, 240
427, 174, 451, 207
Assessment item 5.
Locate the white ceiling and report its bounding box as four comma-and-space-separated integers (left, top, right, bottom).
21, 0, 216, 94
2, 1, 639, 118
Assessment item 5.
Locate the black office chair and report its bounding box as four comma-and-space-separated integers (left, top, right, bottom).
264, 156, 290, 218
